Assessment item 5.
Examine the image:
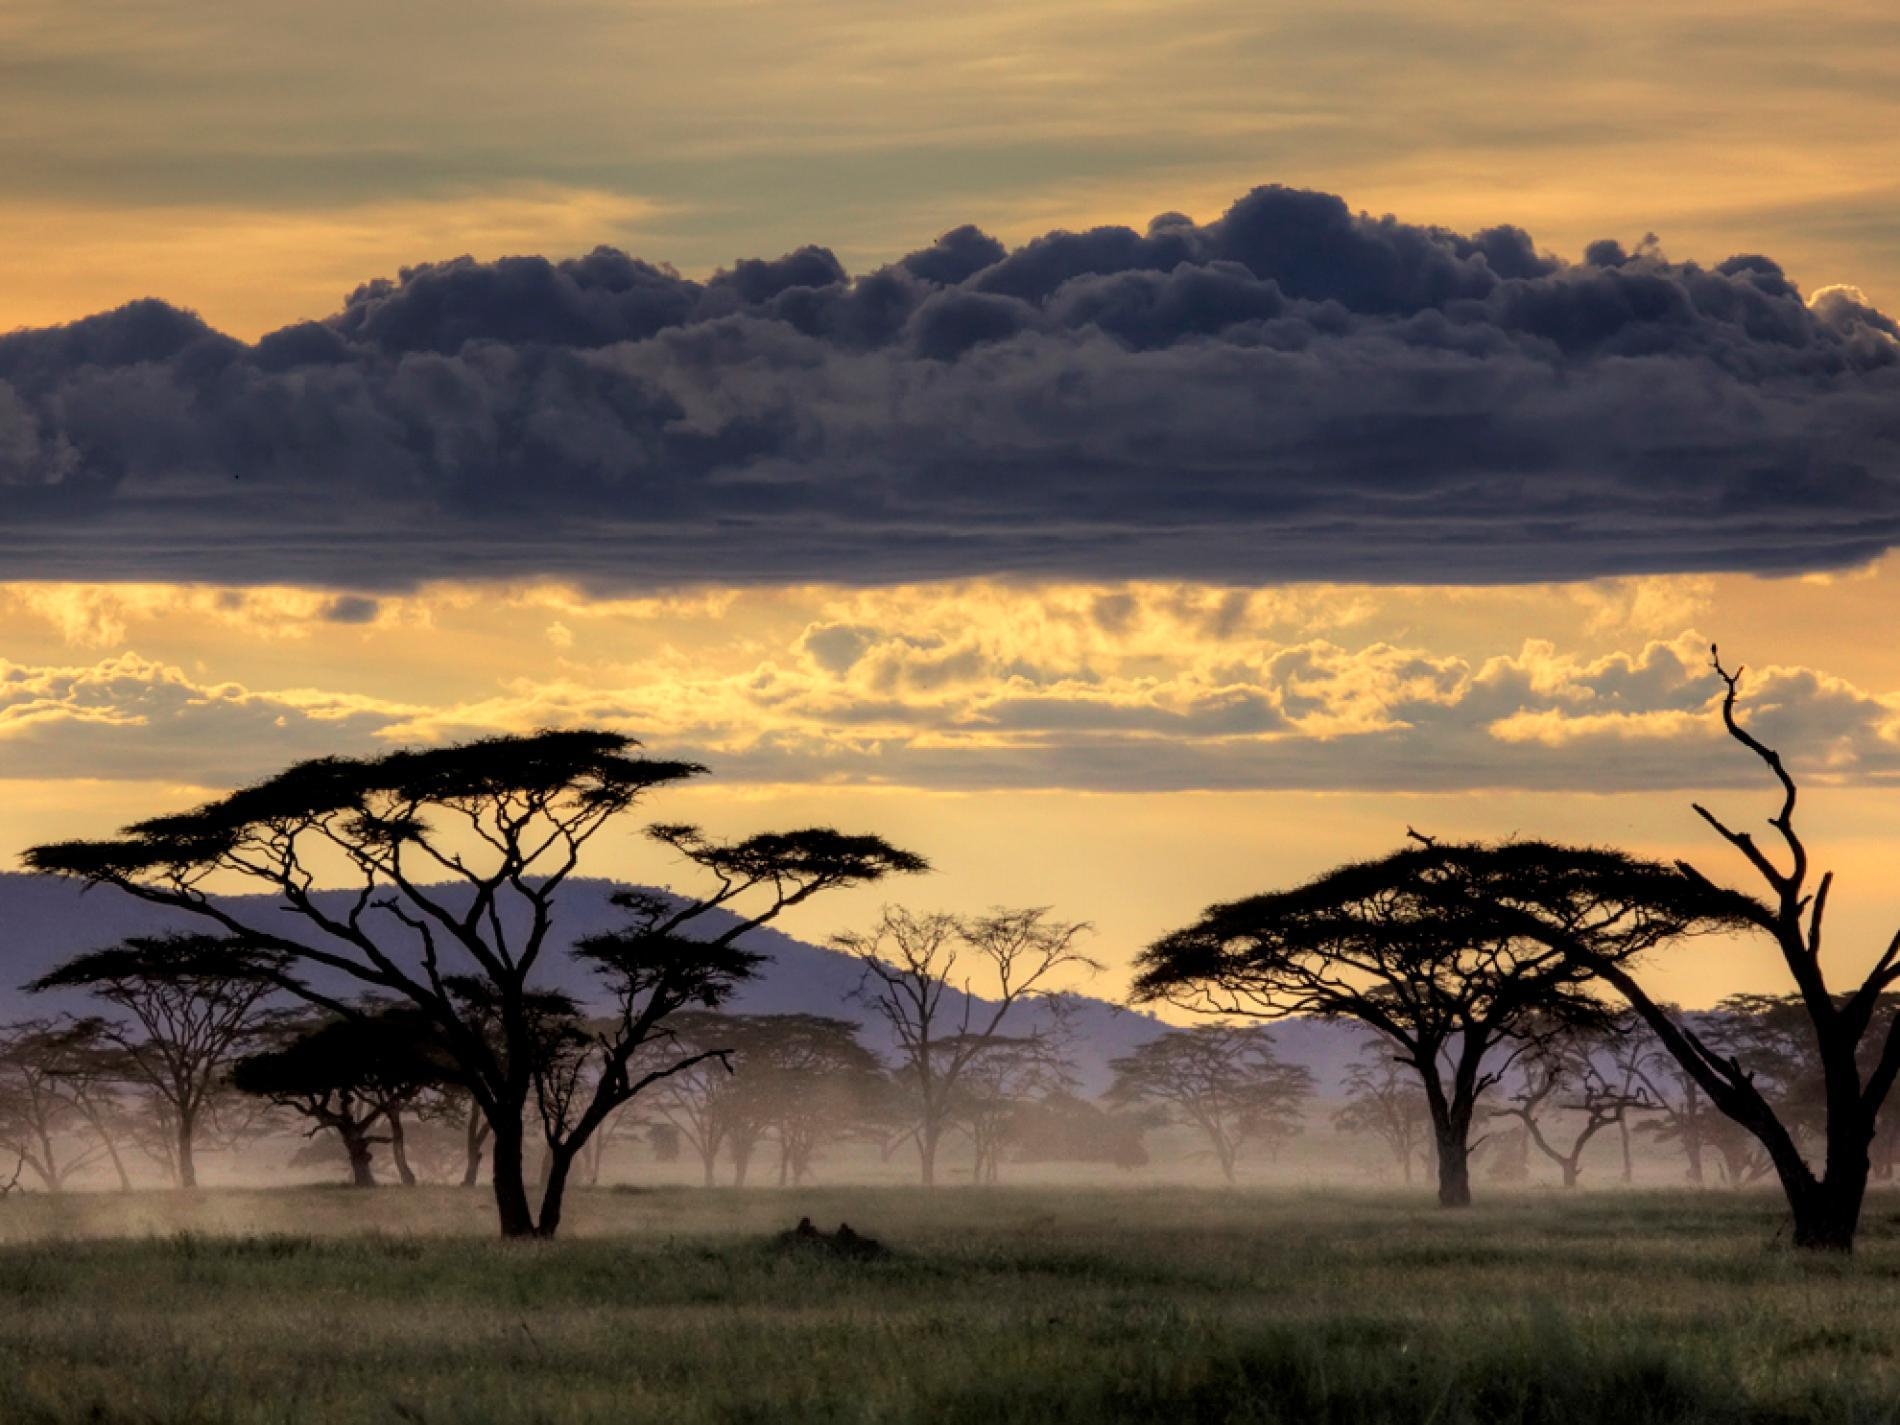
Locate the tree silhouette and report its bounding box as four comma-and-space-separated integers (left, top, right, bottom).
26, 935, 289, 1188
23, 731, 923, 1237
1106, 1026, 1311, 1184
836, 907, 1096, 1187
723, 1014, 885, 1187
1133, 840, 1735, 1207
1491, 1015, 1652, 1189
232, 1007, 450, 1187
0, 1019, 121, 1191
940, 1031, 1075, 1185
1333, 1041, 1435, 1185
1468, 651, 1900, 1250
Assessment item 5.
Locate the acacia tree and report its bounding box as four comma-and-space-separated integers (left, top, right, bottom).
232, 1007, 448, 1187
722, 1015, 885, 1187
27, 935, 289, 1188
1333, 1042, 1435, 1184
940, 1032, 1075, 1185
23, 731, 924, 1237
837, 907, 1097, 1187
1133, 842, 1734, 1207
1461, 651, 1900, 1250
1106, 1026, 1312, 1183
0, 1020, 117, 1191
1491, 1016, 1651, 1189
635, 1011, 753, 1188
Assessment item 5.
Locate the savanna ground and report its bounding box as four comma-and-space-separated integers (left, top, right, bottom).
4, 1185, 1900, 1424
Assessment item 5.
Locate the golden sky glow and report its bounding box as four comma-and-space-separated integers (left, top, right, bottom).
8, 564, 1900, 1006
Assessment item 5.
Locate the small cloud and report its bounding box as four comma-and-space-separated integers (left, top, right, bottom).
319, 595, 381, 625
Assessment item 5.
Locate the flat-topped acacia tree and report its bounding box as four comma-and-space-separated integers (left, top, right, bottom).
1132, 840, 1746, 1207
22, 730, 926, 1237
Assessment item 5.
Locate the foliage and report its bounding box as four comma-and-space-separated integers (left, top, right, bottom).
1107, 1026, 1313, 1182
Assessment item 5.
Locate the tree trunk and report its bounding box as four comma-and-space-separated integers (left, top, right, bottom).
462, 1106, 489, 1187
1435, 1130, 1471, 1208
1560, 1161, 1580, 1189
100, 1133, 132, 1193
919, 1121, 941, 1188
535, 1149, 574, 1239
1790, 1177, 1865, 1253
489, 1121, 537, 1239
1618, 1117, 1633, 1184
176, 1111, 198, 1190
343, 1129, 377, 1188
387, 1108, 417, 1186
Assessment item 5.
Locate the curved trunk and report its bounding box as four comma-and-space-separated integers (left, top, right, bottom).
462, 1107, 489, 1187
535, 1149, 574, 1239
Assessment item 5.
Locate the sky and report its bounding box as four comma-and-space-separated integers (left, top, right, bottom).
4, 0, 1900, 1007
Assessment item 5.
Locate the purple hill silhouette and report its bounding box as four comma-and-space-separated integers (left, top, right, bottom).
0, 872, 1365, 1093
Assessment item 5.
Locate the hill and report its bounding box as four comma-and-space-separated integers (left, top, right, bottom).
0, 872, 1367, 1093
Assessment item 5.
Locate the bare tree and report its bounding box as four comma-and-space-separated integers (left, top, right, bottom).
24, 731, 923, 1237
1107, 1025, 1312, 1183
836, 906, 1097, 1187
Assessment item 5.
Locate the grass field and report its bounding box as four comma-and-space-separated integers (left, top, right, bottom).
5, 1185, 1900, 1423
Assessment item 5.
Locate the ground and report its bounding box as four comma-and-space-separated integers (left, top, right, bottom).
3, 1185, 1900, 1423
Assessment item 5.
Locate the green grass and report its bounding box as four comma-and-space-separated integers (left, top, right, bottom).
6, 1186, 1900, 1422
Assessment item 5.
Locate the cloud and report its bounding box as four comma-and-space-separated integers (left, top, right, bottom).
0, 653, 412, 782
9, 609, 1897, 797
1, 184, 1897, 590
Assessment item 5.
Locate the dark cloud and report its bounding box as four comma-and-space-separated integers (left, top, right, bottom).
318, 594, 380, 624
1, 183, 1897, 589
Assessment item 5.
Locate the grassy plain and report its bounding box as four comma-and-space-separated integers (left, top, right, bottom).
4, 1185, 1900, 1423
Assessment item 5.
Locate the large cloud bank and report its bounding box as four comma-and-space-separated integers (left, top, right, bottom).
2, 185, 1896, 588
